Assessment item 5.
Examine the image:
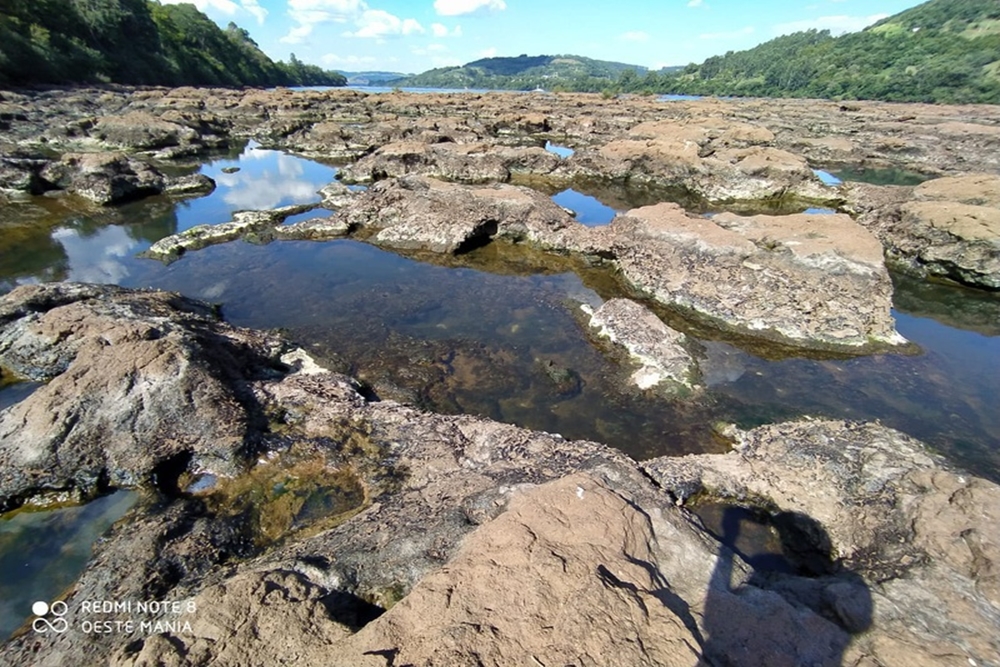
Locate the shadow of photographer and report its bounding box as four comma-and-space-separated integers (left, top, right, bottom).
697, 505, 873, 667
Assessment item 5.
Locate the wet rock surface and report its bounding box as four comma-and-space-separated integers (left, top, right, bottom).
0, 285, 997, 667
584, 298, 699, 392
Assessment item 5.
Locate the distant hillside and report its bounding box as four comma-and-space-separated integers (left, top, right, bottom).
394, 54, 649, 91
0, 0, 346, 88
338, 71, 410, 85
651, 0, 1000, 103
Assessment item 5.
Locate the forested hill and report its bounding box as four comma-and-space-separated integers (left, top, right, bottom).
394, 54, 654, 92
653, 0, 1000, 103
0, 0, 346, 88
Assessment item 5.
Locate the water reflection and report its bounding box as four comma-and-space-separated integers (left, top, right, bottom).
551, 189, 618, 226
0, 491, 137, 640
174, 141, 337, 231
544, 141, 575, 159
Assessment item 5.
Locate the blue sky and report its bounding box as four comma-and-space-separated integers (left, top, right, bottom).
161, 0, 927, 73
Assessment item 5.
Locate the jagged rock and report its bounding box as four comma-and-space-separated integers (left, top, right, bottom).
0, 283, 286, 510
584, 298, 699, 392
609, 204, 905, 351
38, 152, 165, 205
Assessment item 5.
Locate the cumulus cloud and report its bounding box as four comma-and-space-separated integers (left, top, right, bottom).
773, 13, 889, 36
345, 10, 424, 38
431, 22, 463, 37
434, 0, 506, 17
282, 0, 423, 44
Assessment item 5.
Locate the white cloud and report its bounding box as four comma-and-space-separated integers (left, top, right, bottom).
240, 0, 267, 23
321, 53, 378, 65
160, 0, 267, 23
161, 0, 238, 14
700, 26, 755, 40
345, 9, 425, 38
280, 24, 314, 44
620, 31, 649, 42
773, 13, 889, 36
431, 22, 463, 37
478, 47, 497, 58
434, 0, 506, 17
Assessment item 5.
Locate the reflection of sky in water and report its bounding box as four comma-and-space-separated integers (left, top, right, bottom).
174, 141, 338, 232
544, 141, 575, 158
33, 144, 339, 287
0, 490, 137, 639
52, 225, 139, 284
551, 189, 618, 226
812, 169, 843, 186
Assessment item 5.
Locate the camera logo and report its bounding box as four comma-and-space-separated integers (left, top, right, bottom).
32, 601, 69, 634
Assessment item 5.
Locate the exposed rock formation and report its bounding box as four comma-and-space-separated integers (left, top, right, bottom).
0, 283, 283, 509
644, 419, 1000, 666
610, 204, 904, 350
1, 286, 996, 667
584, 298, 699, 392
847, 174, 1000, 290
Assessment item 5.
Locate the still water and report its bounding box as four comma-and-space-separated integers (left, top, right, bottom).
0, 491, 138, 639
1, 144, 998, 480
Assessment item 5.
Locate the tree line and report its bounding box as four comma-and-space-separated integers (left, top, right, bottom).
0, 0, 346, 88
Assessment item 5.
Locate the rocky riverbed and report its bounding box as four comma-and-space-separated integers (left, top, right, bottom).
0, 284, 996, 666
1, 86, 999, 665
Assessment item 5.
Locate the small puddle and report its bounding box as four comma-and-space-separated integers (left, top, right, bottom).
831, 167, 931, 187
803, 208, 837, 215
544, 141, 575, 159
0, 490, 138, 639
0, 380, 42, 411
812, 169, 843, 186
551, 189, 618, 226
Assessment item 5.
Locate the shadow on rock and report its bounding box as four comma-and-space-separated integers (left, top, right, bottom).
700, 506, 873, 667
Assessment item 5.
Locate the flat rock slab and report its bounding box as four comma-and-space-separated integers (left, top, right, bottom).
0, 283, 284, 509
584, 298, 699, 392
850, 174, 1000, 290
610, 203, 904, 350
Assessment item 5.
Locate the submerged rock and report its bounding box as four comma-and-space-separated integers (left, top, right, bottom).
584, 298, 699, 392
